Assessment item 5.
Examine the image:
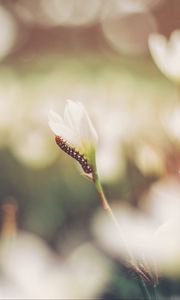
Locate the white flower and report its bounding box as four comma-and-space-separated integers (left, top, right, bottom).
48, 100, 98, 173
92, 178, 180, 276
0, 232, 112, 299
149, 30, 180, 82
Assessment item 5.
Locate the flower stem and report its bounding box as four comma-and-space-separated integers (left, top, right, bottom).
93, 171, 154, 300
136, 272, 152, 300
93, 172, 133, 262
153, 284, 158, 300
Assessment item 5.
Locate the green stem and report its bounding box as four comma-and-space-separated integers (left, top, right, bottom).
93, 170, 154, 300
93, 171, 134, 262
153, 284, 158, 300
136, 273, 152, 300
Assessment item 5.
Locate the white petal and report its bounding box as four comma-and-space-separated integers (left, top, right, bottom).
64, 100, 98, 147
48, 109, 77, 145
48, 101, 98, 160
48, 109, 63, 124
148, 33, 169, 76
64, 100, 84, 130
167, 30, 180, 78
48, 109, 64, 135
169, 30, 180, 52
78, 102, 98, 146
149, 31, 180, 80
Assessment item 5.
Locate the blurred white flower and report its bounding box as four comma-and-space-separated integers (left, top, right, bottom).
41, 0, 101, 27
48, 100, 98, 173
11, 126, 57, 169
0, 6, 17, 60
134, 142, 165, 176
162, 105, 180, 141
0, 232, 112, 299
92, 177, 180, 276
91, 100, 131, 181
102, 10, 157, 56
96, 142, 126, 182
101, 0, 164, 18
149, 30, 180, 82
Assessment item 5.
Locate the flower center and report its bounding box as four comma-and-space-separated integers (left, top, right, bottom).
55, 136, 93, 174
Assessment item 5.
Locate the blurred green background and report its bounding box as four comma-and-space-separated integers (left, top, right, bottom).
0, 0, 180, 299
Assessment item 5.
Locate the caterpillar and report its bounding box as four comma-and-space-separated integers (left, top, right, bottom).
55, 136, 93, 174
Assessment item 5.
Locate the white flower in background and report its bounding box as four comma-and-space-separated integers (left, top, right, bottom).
48, 100, 98, 174
162, 105, 180, 141
134, 142, 165, 176
149, 30, 180, 82
0, 6, 17, 60
11, 127, 57, 169
0, 232, 112, 299
92, 178, 180, 276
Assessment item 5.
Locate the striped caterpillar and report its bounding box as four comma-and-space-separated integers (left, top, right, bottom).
55, 136, 93, 174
